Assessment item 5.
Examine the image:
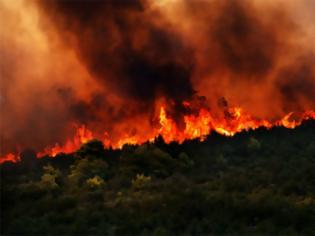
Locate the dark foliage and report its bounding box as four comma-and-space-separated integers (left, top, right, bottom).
1, 121, 315, 235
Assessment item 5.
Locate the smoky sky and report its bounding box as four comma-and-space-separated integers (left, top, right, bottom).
212, 0, 278, 77
1, 0, 315, 155
38, 0, 195, 103
37, 0, 311, 102
276, 55, 315, 112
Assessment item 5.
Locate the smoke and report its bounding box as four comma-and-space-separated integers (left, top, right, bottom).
36, 0, 195, 102
0, 0, 99, 154
276, 55, 315, 112
1, 0, 315, 155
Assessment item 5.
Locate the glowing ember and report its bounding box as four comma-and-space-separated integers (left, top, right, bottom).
1, 153, 18, 163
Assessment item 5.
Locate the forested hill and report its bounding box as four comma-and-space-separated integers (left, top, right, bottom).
1, 121, 315, 235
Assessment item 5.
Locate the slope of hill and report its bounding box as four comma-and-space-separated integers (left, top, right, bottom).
1, 121, 315, 235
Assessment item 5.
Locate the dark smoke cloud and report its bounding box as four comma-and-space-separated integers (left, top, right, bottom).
38, 0, 195, 104
36, 0, 302, 109
1, 0, 315, 155
276, 55, 315, 112
211, 0, 281, 77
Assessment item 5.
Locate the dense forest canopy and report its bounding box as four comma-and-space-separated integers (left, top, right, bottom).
1, 121, 315, 235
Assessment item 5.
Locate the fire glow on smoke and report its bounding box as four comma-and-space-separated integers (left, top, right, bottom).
1, 0, 315, 162
3, 105, 315, 163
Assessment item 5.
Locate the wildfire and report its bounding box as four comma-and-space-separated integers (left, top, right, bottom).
184, 109, 211, 140
158, 106, 180, 143
37, 126, 93, 158
1, 105, 315, 163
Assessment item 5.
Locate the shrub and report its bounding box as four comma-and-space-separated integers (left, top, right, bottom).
39, 165, 61, 190
68, 158, 108, 186
248, 137, 261, 151
132, 174, 151, 190
86, 176, 105, 190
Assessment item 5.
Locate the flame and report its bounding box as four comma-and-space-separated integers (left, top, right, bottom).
184, 109, 211, 140
38, 125, 93, 157
1, 153, 19, 163
158, 106, 179, 143
279, 112, 298, 129
1, 106, 315, 163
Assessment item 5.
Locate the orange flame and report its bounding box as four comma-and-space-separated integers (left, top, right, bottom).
38, 125, 93, 157
1, 106, 315, 163
158, 106, 179, 143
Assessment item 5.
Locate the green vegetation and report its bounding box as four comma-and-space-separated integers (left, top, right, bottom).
1, 121, 315, 235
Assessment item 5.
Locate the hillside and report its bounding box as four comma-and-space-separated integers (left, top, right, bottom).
1, 121, 315, 235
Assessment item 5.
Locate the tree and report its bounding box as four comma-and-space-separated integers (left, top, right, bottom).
248, 137, 261, 151
86, 176, 105, 190
76, 139, 105, 158
39, 164, 61, 190
20, 149, 37, 170
131, 174, 151, 190
68, 158, 108, 186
